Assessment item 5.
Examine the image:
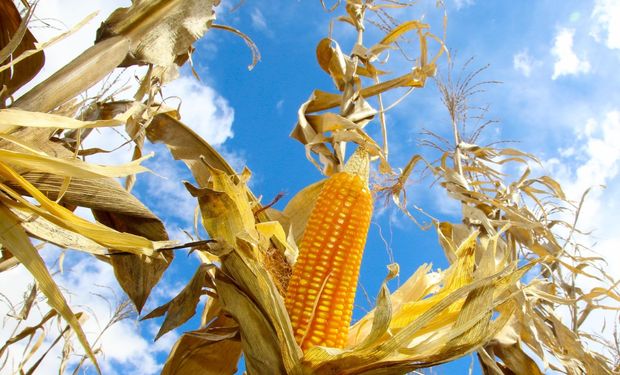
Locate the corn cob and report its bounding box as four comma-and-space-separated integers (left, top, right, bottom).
285, 153, 372, 351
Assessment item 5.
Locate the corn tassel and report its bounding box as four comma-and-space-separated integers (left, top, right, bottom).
285, 153, 372, 351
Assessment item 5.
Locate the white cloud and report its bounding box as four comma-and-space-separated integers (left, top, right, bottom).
250, 8, 268, 31
432, 185, 461, 217
513, 49, 535, 77
161, 76, 235, 146
591, 0, 620, 49
551, 111, 620, 199
551, 28, 591, 80
542, 111, 620, 254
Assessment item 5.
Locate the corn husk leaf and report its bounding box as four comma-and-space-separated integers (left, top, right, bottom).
255, 221, 298, 265
161, 325, 242, 375
212, 237, 303, 374
300, 262, 534, 373
185, 173, 257, 246
281, 179, 325, 243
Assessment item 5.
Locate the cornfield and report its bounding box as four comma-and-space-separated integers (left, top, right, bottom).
1, 0, 619, 374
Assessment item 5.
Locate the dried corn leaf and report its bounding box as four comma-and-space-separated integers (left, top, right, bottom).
8, 204, 108, 256
161, 326, 242, 375
145, 113, 270, 228
16, 282, 38, 320
13, 36, 130, 113
0, 148, 152, 179
211, 24, 260, 71
143, 263, 213, 339
0, 108, 123, 133
0, 121, 171, 275
94, 208, 172, 313
0, 162, 169, 255
0, 203, 100, 373
0, 310, 56, 358
541, 309, 612, 373
488, 342, 544, 375
146, 113, 235, 187
0, 0, 44, 99
0, 125, 135, 204
9, 172, 159, 218
97, 0, 217, 70
316, 38, 350, 91
11, 0, 217, 114
303, 69, 435, 115
366, 21, 429, 58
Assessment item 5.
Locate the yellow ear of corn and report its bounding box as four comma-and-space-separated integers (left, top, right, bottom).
285, 170, 373, 351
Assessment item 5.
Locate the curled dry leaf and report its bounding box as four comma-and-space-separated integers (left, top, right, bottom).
96, 0, 218, 72
0, 0, 44, 102
142, 263, 214, 340
0, 310, 57, 359
292, 8, 442, 175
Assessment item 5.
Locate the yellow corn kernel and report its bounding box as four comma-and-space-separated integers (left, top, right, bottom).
285, 171, 373, 351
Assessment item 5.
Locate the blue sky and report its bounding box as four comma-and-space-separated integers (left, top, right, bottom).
1, 0, 619, 374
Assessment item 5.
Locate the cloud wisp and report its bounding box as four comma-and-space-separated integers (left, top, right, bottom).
591, 0, 620, 50
551, 27, 591, 80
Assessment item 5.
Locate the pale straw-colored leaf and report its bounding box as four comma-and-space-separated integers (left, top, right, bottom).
0, 203, 100, 373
